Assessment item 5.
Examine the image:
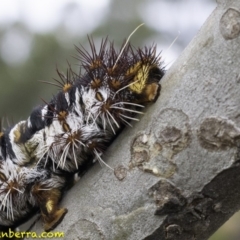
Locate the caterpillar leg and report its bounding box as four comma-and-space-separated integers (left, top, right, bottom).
32, 183, 67, 232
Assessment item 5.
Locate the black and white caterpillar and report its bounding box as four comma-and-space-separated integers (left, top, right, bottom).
0, 36, 164, 234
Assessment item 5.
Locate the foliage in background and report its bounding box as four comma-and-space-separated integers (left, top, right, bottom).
0, 0, 167, 120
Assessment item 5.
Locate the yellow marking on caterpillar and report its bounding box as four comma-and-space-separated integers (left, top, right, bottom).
58, 111, 68, 121
127, 63, 150, 94
63, 83, 72, 93
0, 172, 7, 181
46, 200, 54, 213
96, 91, 104, 102
62, 122, 71, 132
13, 129, 21, 143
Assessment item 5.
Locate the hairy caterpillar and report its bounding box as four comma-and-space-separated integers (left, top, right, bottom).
0, 35, 164, 235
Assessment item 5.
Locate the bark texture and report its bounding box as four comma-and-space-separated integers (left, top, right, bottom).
27, 0, 240, 239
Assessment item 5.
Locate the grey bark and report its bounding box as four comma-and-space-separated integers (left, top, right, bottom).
26, 0, 240, 239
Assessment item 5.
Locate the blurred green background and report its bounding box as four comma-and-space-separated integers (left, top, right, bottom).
0, 0, 216, 120
1, 0, 238, 239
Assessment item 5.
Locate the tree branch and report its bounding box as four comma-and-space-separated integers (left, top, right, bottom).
27, 0, 240, 239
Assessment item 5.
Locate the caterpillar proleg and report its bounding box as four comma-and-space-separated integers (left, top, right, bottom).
0, 34, 164, 234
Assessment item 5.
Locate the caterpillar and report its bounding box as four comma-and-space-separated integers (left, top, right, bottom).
0, 35, 164, 235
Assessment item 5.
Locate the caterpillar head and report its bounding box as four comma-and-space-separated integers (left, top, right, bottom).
123, 45, 164, 104
125, 63, 163, 103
